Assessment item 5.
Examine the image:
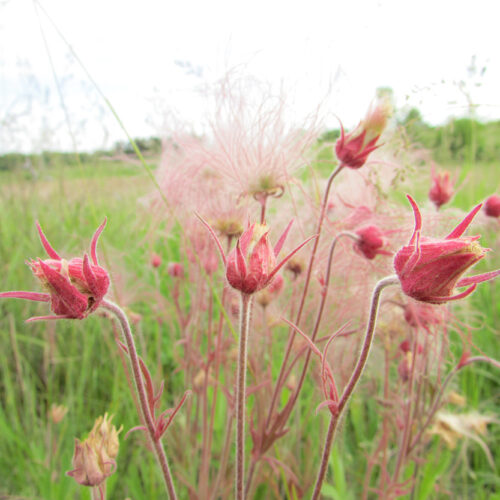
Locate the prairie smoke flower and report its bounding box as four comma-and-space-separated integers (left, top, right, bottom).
353, 225, 392, 260
484, 194, 500, 218
429, 166, 455, 209
394, 196, 500, 304
335, 97, 391, 169
199, 218, 315, 295
0, 220, 109, 321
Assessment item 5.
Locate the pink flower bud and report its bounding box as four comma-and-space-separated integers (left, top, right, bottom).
150, 253, 162, 268
0, 220, 110, 321
429, 166, 455, 209
484, 194, 500, 218
394, 196, 500, 304
335, 98, 391, 169
354, 225, 391, 260
167, 262, 184, 278
226, 224, 277, 294
399, 340, 423, 354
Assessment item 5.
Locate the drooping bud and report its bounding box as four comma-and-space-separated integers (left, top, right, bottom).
394, 196, 500, 304
353, 225, 391, 260
484, 194, 500, 218
335, 97, 391, 169
0, 220, 110, 321
167, 262, 184, 278
429, 166, 455, 209
151, 253, 162, 268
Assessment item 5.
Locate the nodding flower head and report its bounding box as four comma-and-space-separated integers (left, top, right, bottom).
429, 166, 455, 209
0, 220, 109, 321
197, 216, 316, 295
354, 225, 392, 260
484, 194, 500, 218
335, 97, 391, 169
394, 196, 500, 304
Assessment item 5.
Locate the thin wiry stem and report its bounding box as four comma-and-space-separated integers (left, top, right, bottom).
236, 293, 253, 500
101, 300, 178, 500
311, 275, 398, 500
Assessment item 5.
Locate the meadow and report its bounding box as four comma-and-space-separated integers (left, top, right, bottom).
0, 101, 499, 500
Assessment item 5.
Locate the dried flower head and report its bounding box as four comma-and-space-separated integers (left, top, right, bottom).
67, 413, 121, 487
48, 404, 68, 424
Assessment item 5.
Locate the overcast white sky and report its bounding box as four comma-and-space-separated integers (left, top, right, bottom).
1, 0, 499, 153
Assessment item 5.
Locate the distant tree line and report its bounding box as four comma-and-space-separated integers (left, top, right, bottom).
0, 136, 162, 172
1, 115, 499, 173
400, 109, 500, 163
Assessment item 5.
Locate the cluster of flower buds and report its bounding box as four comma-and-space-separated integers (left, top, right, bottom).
67, 413, 122, 487
0, 220, 109, 321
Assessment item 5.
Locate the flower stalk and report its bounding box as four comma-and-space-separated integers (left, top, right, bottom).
101, 300, 178, 500
235, 293, 253, 500
311, 275, 398, 499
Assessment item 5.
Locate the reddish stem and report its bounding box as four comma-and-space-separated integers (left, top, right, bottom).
236, 293, 253, 500
101, 300, 178, 500
311, 275, 398, 500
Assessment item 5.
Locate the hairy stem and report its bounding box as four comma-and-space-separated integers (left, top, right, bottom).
311, 275, 398, 499
101, 300, 178, 500
236, 293, 253, 500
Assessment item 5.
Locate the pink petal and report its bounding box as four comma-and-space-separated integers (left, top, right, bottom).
457, 269, 500, 287
195, 212, 227, 266
26, 314, 73, 322
239, 224, 255, 256
235, 239, 247, 277
36, 222, 61, 260
406, 195, 422, 245
38, 259, 87, 315
273, 219, 293, 257
82, 254, 98, 292
267, 234, 316, 283
0, 291, 50, 302
446, 204, 482, 239
425, 284, 477, 304
90, 218, 107, 266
